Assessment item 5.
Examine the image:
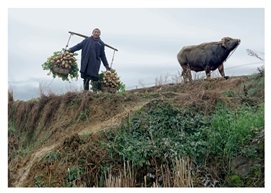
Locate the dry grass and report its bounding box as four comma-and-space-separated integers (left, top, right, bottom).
159, 157, 193, 187
74, 91, 94, 120
103, 157, 193, 187
8, 88, 14, 103
104, 161, 136, 187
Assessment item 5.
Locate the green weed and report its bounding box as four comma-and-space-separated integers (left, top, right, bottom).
79, 109, 89, 121
65, 165, 85, 187
41, 150, 61, 163
34, 174, 46, 187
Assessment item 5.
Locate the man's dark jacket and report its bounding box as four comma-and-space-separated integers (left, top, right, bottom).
69, 36, 109, 80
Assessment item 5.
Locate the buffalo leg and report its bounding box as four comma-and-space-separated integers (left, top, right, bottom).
181, 69, 188, 82
181, 65, 192, 82
187, 68, 192, 82
205, 66, 211, 79
218, 64, 229, 79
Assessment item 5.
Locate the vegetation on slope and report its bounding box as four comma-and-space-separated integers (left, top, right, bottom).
8, 72, 264, 187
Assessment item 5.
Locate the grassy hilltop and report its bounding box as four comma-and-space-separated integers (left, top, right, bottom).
8, 72, 264, 187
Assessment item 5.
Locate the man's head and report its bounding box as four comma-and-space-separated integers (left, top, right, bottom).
92, 28, 101, 39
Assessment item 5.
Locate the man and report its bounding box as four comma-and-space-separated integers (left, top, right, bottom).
69, 28, 111, 91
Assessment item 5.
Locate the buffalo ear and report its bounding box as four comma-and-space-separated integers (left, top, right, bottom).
221, 38, 227, 48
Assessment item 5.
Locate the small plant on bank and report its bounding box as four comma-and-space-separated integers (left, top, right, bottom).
34, 174, 46, 187
79, 109, 89, 121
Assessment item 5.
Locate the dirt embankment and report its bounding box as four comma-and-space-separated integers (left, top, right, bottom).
8, 76, 263, 187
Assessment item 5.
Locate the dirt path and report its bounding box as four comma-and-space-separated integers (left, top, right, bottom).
13, 100, 149, 187
14, 145, 56, 187
79, 101, 148, 135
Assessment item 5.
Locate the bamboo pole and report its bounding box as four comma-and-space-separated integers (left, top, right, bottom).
68, 31, 118, 51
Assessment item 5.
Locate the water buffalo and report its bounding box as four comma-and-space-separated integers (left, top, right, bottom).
177, 37, 241, 82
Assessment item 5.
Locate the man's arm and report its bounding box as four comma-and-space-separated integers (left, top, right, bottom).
100, 43, 111, 70
69, 39, 85, 53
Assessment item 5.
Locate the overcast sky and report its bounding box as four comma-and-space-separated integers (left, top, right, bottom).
6, 5, 266, 101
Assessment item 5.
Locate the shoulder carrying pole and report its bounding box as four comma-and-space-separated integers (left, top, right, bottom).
68, 31, 118, 52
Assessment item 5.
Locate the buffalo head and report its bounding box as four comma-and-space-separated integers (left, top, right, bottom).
221, 37, 241, 51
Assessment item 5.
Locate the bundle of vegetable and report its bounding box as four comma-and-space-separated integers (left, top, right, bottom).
42, 49, 79, 81
99, 69, 125, 93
